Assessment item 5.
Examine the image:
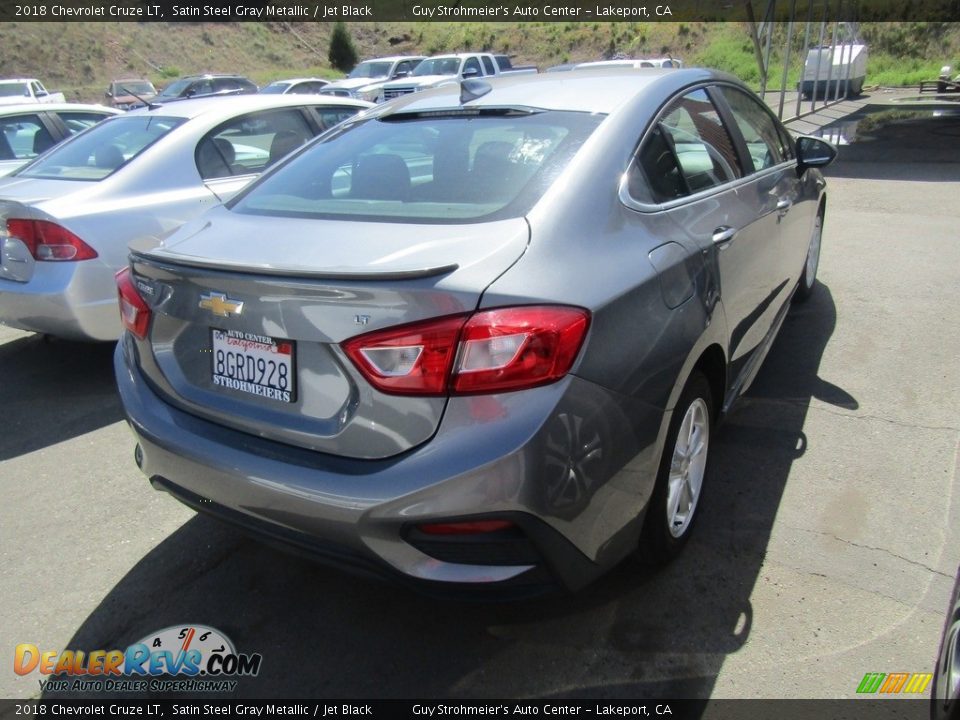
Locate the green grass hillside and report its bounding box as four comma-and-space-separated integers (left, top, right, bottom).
0, 21, 956, 103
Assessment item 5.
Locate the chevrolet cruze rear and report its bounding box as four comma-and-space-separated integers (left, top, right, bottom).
116, 70, 834, 593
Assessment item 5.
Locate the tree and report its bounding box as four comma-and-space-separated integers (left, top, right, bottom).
328, 22, 359, 73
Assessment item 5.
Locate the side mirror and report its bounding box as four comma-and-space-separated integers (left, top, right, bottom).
462, 68, 481, 79
392, 71, 409, 79
796, 136, 837, 174
105, 90, 113, 98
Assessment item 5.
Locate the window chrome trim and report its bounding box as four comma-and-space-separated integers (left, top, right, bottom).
618, 80, 797, 214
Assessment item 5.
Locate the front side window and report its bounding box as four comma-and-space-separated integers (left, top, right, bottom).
627, 88, 742, 204
195, 108, 315, 180
413, 58, 462, 77
717, 86, 789, 171
18, 115, 184, 181
230, 110, 603, 224
464, 58, 483, 77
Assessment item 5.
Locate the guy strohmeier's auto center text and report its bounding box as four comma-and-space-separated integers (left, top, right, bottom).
13, 1, 672, 19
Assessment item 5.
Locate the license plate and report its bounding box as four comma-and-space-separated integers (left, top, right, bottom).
211, 329, 295, 403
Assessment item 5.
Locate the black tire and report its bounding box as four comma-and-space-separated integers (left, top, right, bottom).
794, 207, 824, 304
640, 371, 714, 564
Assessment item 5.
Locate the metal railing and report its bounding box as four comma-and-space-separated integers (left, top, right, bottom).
748, 0, 861, 122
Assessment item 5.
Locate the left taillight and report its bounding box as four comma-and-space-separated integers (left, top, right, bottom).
115, 267, 150, 340
5, 219, 98, 261
341, 305, 590, 396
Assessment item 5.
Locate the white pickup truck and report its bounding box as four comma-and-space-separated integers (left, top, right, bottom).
379, 53, 536, 102
0, 79, 66, 106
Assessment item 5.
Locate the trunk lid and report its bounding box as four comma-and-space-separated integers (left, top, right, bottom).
131, 206, 529, 459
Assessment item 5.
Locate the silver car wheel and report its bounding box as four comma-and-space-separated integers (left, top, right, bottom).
805, 213, 823, 289
666, 397, 710, 538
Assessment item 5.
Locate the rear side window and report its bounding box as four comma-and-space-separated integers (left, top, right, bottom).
716, 86, 790, 171
196, 108, 315, 180
464, 57, 482, 77
481, 56, 496, 75
627, 88, 742, 204
18, 115, 184, 180
231, 110, 604, 224
0, 114, 50, 160
55, 111, 112, 135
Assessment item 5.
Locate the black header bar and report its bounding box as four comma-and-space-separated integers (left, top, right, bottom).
1, 0, 958, 22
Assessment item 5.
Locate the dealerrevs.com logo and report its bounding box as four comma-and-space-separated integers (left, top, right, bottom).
14, 624, 262, 693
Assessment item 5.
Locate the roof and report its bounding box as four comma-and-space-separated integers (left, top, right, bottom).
124, 93, 372, 121
425, 53, 491, 60
266, 78, 329, 85
360, 55, 426, 63
0, 102, 120, 115
374, 67, 720, 116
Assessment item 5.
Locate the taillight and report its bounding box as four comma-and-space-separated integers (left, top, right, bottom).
453, 307, 590, 394
341, 315, 466, 395
5, 219, 98, 261
341, 306, 590, 396
115, 267, 151, 339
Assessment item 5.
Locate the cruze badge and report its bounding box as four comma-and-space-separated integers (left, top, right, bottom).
199, 292, 243, 317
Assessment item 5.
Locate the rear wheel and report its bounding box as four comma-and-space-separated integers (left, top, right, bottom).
640, 371, 713, 563
794, 207, 824, 303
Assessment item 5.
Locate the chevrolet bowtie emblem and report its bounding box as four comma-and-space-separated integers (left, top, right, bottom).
199, 292, 243, 317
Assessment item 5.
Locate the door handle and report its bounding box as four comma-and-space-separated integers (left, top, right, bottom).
776, 198, 792, 216
712, 226, 736, 247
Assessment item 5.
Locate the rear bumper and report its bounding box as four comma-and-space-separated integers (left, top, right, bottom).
0, 260, 120, 341
115, 335, 664, 593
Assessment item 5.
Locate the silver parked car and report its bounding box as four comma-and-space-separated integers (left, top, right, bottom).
0, 94, 371, 341
115, 69, 836, 594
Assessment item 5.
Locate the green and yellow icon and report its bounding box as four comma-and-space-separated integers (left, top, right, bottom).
857, 672, 933, 694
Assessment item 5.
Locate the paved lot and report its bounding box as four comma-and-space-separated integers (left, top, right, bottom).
2, 113, 959, 702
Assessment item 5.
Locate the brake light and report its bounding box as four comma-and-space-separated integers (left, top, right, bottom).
341, 306, 590, 396
5, 219, 98, 261
115, 267, 150, 339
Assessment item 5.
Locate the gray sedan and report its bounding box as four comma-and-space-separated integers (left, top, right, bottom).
0, 94, 370, 341
115, 68, 836, 594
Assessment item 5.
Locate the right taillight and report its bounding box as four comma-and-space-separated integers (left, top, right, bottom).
341, 306, 590, 396
115, 267, 151, 340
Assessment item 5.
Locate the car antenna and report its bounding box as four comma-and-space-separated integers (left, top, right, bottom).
460, 79, 492, 104
119, 85, 161, 111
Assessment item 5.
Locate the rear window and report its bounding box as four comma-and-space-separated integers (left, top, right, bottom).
17, 115, 184, 181
230, 110, 604, 224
